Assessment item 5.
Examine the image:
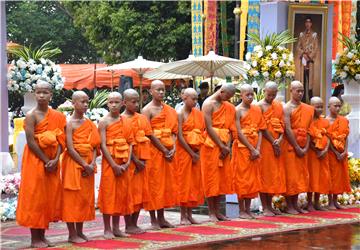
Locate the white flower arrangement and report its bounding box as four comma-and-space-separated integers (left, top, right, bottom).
86, 108, 108, 123
7, 57, 64, 94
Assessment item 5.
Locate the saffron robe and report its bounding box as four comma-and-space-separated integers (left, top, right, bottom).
232, 105, 267, 198
145, 104, 178, 211
97, 117, 134, 215
284, 103, 314, 195
126, 113, 152, 212
16, 109, 66, 229
259, 101, 287, 194
327, 116, 351, 194
308, 117, 331, 194
201, 101, 235, 197
61, 119, 100, 222
176, 108, 205, 207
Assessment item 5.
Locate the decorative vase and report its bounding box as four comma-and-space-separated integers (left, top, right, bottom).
21, 92, 36, 114
342, 78, 360, 157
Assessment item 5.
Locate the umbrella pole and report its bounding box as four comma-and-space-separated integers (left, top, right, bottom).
111, 71, 114, 91
139, 74, 143, 111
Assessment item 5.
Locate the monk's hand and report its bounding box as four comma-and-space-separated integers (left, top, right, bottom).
220, 145, 230, 159
83, 164, 94, 176
272, 144, 281, 157
191, 152, 200, 163
250, 148, 260, 160
135, 160, 146, 173
165, 148, 175, 161
45, 158, 58, 172
339, 151, 347, 161
317, 149, 327, 159
111, 164, 124, 176
295, 146, 305, 157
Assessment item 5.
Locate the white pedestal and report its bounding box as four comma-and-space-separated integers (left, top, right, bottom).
21, 92, 36, 114
0, 152, 15, 175
342, 79, 360, 158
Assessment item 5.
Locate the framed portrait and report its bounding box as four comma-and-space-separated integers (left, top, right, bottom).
288, 4, 329, 103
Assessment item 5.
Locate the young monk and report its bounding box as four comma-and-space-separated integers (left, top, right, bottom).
122, 89, 153, 233
326, 97, 351, 209
97, 92, 136, 238
201, 83, 236, 222
307, 97, 331, 211
16, 81, 66, 248
142, 80, 178, 229
232, 84, 266, 219
62, 91, 101, 243
177, 88, 205, 225
283, 81, 314, 214
258, 81, 286, 216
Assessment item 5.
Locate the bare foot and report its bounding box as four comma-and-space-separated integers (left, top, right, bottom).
42, 238, 55, 247
159, 219, 175, 228
68, 236, 86, 244
126, 226, 145, 234
307, 204, 315, 212
328, 205, 337, 210
31, 240, 48, 248
147, 222, 161, 231
315, 205, 327, 211
113, 228, 127, 237
188, 216, 201, 224
285, 208, 299, 215
263, 209, 275, 217
216, 213, 229, 221
180, 218, 191, 225
209, 214, 219, 222
335, 203, 345, 209
247, 212, 257, 219
239, 212, 252, 219
103, 230, 115, 239
298, 208, 309, 214
77, 233, 89, 241
271, 208, 282, 215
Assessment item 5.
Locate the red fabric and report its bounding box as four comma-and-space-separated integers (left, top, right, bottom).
341, 207, 360, 213
304, 211, 356, 219
75, 239, 141, 249
217, 221, 278, 229
130, 232, 192, 242
259, 216, 317, 224
174, 226, 237, 235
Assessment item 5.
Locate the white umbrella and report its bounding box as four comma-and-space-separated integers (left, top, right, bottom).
143, 68, 191, 80
159, 51, 248, 91
96, 56, 163, 109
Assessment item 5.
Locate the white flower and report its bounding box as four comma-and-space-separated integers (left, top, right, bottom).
16, 60, 27, 69
266, 60, 272, 67
286, 71, 294, 77
263, 71, 269, 78
279, 60, 285, 68
334, 58, 340, 64
13, 84, 19, 90
340, 71, 347, 79
271, 52, 278, 60
344, 66, 349, 71
257, 51, 263, 58
265, 45, 273, 51
347, 52, 354, 59
275, 71, 282, 78
253, 45, 262, 52
245, 52, 251, 61
355, 59, 360, 65
278, 46, 285, 51
355, 74, 360, 80
244, 63, 251, 70
282, 54, 287, 60
252, 61, 257, 67
40, 58, 46, 65
288, 53, 294, 62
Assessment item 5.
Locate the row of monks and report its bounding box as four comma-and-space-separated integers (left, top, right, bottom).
16, 80, 351, 248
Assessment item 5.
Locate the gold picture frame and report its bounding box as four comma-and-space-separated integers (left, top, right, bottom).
287, 4, 328, 103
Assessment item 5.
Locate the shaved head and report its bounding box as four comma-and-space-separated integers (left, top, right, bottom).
290, 80, 303, 90
240, 83, 253, 93
72, 91, 88, 101
183, 88, 198, 97
264, 81, 278, 91
151, 79, 165, 89
310, 96, 323, 105
108, 91, 122, 100
35, 80, 52, 90
123, 89, 139, 101
329, 96, 341, 105
220, 82, 236, 94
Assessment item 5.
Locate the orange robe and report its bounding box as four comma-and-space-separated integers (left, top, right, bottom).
201, 101, 235, 197
126, 113, 152, 212
327, 116, 351, 194
259, 101, 287, 194
284, 103, 314, 195
61, 119, 100, 222
17, 109, 66, 229
97, 117, 134, 215
308, 117, 331, 194
176, 108, 205, 207
232, 105, 267, 199
145, 104, 178, 211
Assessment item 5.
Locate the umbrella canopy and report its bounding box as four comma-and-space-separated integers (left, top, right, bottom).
96, 56, 163, 109
159, 51, 248, 79
143, 68, 191, 80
